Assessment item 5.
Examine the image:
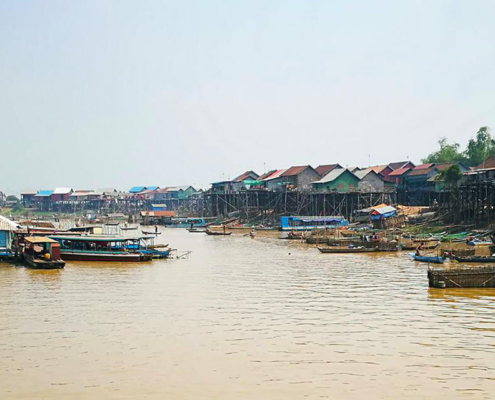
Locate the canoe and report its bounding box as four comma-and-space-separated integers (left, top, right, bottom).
452, 255, 495, 263
121, 226, 138, 230
318, 247, 377, 254
411, 254, 444, 264
188, 228, 206, 233
142, 230, 161, 235
205, 229, 232, 236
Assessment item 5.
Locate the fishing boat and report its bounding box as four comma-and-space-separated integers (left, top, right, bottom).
48, 235, 153, 262
452, 255, 495, 263
411, 254, 444, 264
318, 246, 377, 254
22, 237, 65, 269
205, 229, 232, 236
188, 228, 206, 233
142, 230, 161, 235
400, 242, 439, 251
280, 216, 348, 231
121, 225, 138, 231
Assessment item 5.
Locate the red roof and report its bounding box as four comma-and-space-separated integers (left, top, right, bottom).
258, 170, 277, 181
408, 167, 435, 177
369, 165, 388, 174
281, 165, 313, 177
315, 164, 341, 177
141, 210, 176, 217
475, 156, 495, 170
389, 167, 411, 177
415, 163, 434, 169
234, 170, 259, 182
388, 161, 412, 170
435, 163, 456, 171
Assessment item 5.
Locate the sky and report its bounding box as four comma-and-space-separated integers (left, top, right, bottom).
1, 0, 494, 194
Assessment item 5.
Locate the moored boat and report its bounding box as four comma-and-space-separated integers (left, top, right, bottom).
205, 229, 232, 236
452, 255, 495, 263
49, 235, 153, 262
22, 237, 65, 269
318, 246, 377, 254
411, 254, 444, 264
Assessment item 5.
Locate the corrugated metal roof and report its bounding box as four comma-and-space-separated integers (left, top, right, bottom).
35, 190, 54, 197
20, 190, 38, 195
53, 188, 72, 194
262, 169, 288, 181
353, 168, 377, 179
369, 165, 388, 174
234, 171, 259, 182
129, 186, 146, 193
388, 161, 410, 170
415, 163, 434, 169
0, 215, 19, 231
408, 167, 435, 177
258, 170, 277, 181
475, 156, 495, 170
389, 167, 412, 177
435, 163, 455, 171
371, 205, 397, 215
25, 236, 58, 244
314, 168, 350, 183
146, 186, 159, 191
281, 165, 313, 177
315, 164, 341, 177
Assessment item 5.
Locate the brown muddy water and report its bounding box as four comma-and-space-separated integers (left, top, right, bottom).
1, 228, 495, 399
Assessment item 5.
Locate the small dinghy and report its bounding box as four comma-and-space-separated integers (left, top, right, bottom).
411, 254, 444, 264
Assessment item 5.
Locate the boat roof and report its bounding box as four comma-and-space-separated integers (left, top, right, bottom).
25, 236, 59, 244
49, 235, 153, 242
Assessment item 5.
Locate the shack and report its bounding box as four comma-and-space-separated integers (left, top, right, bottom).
312, 168, 359, 193
0, 215, 19, 258
280, 166, 320, 190
354, 169, 385, 192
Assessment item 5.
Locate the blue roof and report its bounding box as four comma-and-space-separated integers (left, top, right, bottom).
37, 190, 54, 196
146, 186, 159, 191
129, 186, 146, 193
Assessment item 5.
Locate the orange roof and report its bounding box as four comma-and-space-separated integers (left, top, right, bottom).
389, 167, 411, 177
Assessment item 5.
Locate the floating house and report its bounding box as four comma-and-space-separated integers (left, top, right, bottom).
389, 168, 412, 188
0, 215, 19, 258
354, 169, 385, 192
312, 168, 359, 193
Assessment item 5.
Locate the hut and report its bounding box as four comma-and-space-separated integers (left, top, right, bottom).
354, 169, 385, 192
280, 166, 320, 190
312, 168, 359, 193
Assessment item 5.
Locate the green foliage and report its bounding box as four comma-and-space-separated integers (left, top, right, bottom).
463, 127, 495, 167
6, 195, 19, 201
421, 137, 464, 164
436, 164, 463, 186
12, 201, 24, 212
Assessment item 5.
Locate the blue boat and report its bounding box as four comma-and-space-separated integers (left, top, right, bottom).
411, 254, 444, 264
280, 216, 348, 231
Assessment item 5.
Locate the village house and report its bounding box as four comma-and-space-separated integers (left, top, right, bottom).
313, 168, 360, 193
463, 156, 495, 183
314, 164, 343, 178
389, 168, 412, 188
369, 165, 394, 182
50, 188, 73, 202
354, 169, 385, 192
21, 191, 38, 206
279, 166, 320, 191
388, 161, 415, 170
211, 171, 258, 194
0, 215, 18, 257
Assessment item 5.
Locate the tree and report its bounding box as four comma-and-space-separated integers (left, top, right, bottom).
436, 164, 463, 187
6, 195, 19, 201
463, 126, 495, 167
421, 137, 464, 164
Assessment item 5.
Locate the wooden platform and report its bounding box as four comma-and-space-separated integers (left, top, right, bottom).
428, 265, 495, 288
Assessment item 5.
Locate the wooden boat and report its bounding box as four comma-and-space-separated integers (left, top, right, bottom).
205, 229, 232, 236
452, 255, 495, 263
411, 254, 444, 264
121, 226, 138, 231
318, 247, 377, 254
188, 228, 206, 233
401, 242, 439, 251
48, 235, 153, 262
428, 265, 495, 288
142, 230, 161, 235
22, 237, 65, 269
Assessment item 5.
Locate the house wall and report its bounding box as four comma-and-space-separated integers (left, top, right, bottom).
358, 174, 385, 192
314, 172, 360, 193
295, 168, 320, 190
266, 178, 284, 191
0, 230, 12, 251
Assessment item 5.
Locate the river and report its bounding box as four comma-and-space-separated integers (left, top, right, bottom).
1, 228, 495, 399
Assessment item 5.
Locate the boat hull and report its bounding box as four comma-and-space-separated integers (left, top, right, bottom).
412, 255, 444, 264
23, 254, 65, 269
59, 251, 151, 262
318, 247, 377, 254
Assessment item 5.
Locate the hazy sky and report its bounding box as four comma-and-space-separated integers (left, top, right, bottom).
1, 1, 494, 194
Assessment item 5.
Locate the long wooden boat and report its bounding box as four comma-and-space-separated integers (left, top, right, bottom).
205, 229, 232, 236
121, 226, 138, 231
452, 255, 495, 263
142, 230, 161, 235
318, 247, 377, 254
401, 242, 439, 251
411, 254, 444, 264
188, 228, 206, 233
49, 235, 153, 262
22, 237, 65, 269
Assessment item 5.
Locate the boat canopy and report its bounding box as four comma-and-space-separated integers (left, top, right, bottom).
25, 237, 59, 244
49, 235, 153, 242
